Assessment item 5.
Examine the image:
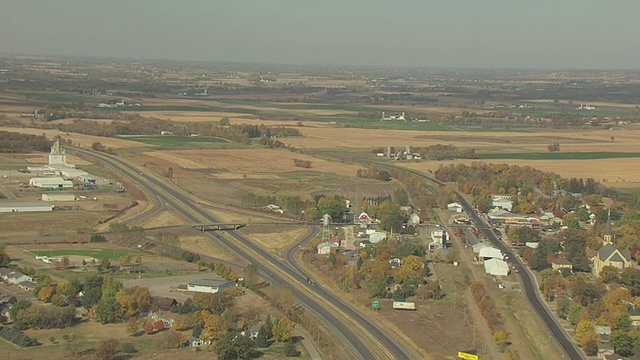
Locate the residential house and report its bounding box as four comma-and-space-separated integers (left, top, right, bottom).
4, 271, 32, 285
551, 258, 573, 271
429, 227, 447, 250
604, 353, 623, 360
408, 213, 420, 227
595, 325, 611, 342
389, 258, 401, 269
593, 244, 632, 277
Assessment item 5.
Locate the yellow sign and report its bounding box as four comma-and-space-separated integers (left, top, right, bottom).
458, 351, 479, 360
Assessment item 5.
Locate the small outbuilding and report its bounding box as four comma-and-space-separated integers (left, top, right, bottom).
42, 193, 75, 202
484, 258, 510, 276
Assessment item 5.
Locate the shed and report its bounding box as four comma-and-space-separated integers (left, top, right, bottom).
484, 258, 510, 276
0, 202, 53, 213
479, 247, 504, 260
42, 193, 75, 202
186, 279, 236, 294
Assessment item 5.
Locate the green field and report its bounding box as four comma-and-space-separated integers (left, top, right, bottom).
120, 135, 227, 147
32, 249, 138, 259
478, 152, 640, 160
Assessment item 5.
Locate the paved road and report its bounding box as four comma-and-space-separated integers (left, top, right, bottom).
395, 166, 585, 360
76, 147, 413, 360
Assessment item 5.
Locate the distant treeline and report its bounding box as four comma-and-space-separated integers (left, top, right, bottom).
414, 144, 477, 161
0, 131, 52, 153
7, 115, 302, 144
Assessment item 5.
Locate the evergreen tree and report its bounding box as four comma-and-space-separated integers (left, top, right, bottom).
254, 326, 268, 347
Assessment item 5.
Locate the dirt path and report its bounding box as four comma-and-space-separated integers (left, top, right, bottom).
440, 211, 502, 359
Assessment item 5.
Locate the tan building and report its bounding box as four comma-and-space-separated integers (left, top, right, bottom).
551, 258, 573, 271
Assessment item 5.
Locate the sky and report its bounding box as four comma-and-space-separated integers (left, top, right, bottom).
0, 0, 639, 69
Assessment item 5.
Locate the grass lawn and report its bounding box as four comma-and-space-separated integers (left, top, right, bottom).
31, 248, 139, 259
478, 151, 640, 160
119, 135, 227, 147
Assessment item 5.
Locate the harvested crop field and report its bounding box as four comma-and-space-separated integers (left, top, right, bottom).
1, 127, 143, 149
141, 148, 364, 178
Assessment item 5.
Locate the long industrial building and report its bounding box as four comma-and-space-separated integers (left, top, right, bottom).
41, 193, 75, 201
29, 177, 73, 189
0, 202, 53, 213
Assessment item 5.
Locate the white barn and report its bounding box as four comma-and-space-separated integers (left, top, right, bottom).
186, 279, 236, 294
484, 258, 510, 276
317, 242, 331, 255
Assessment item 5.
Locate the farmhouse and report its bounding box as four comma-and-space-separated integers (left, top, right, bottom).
29, 177, 73, 189
0, 202, 53, 213
41, 193, 75, 202
484, 258, 510, 276
186, 279, 237, 294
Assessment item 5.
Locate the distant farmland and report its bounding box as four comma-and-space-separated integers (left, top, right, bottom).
120, 135, 227, 147
478, 152, 640, 160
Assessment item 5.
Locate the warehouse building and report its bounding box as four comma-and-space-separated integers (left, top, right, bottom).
0, 202, 53, 213
484, 258, 510, 276
42, 193, 75, 202
186, 279, 237, 294
29, 177, 73, 189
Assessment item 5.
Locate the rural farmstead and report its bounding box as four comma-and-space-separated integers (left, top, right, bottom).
0, 202, 53, 213
186, 279, 237, 293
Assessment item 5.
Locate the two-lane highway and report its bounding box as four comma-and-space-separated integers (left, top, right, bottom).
391, 165, 585, 360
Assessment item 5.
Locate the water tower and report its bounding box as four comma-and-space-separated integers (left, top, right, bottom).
322, 214, 331, 243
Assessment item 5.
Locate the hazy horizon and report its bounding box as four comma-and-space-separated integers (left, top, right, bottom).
1, 1, 639, 70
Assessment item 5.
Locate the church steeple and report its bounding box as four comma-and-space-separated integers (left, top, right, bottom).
603, 209, 614, 245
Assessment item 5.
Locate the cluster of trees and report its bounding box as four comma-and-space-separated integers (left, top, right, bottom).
470, 282, 510, 351
91, 142, 113, 153
89, 234, 107, 243
361, 200, 407, 232
0, 131, 51, 153
547, 142, 561, 152
521, 228, 590, 272
413, 144, 477, 161
292, 159, 312, 169
0, 326, 39, 347
15, 304, 76, 329
301, 195, 348, 223
356, 167, 391, 181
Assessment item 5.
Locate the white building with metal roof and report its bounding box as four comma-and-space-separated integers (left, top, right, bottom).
186, 279, 237, 294
0, 202, 53, 213
484, 258, 510, 276
29, 177, 73, 189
